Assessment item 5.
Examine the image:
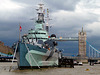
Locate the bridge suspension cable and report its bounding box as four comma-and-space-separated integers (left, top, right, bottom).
86, 41, 100, 58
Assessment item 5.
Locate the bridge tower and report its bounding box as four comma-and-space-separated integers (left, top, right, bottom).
78, 27, 86, 57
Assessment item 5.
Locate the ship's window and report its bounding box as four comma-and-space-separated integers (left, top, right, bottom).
37, 38, 47, 39
29, 39, 32, 43
37, 40, 44, 44
29, 33, 46, 34
30, 38, 47, 39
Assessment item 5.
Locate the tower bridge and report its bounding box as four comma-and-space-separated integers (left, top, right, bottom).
55, 27, 87, 57
55, 37, 79, 41
55, 27, 100, 62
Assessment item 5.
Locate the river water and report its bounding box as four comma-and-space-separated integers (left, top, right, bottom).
0, 62, 100, 75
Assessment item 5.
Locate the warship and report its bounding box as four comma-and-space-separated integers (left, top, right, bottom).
13, 3, 62, 69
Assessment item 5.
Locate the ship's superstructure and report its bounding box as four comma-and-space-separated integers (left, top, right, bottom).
22, 3, 49, 43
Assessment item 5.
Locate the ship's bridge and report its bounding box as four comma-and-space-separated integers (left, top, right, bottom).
35, 24, 43, 30
22, 29, 49, 43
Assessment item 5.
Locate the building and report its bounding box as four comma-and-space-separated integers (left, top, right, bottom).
0, 41, 13, 54
78, 27, 86, 57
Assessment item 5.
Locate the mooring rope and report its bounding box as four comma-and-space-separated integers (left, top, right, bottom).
9, 42, 18, 72
12, 42, 18, 63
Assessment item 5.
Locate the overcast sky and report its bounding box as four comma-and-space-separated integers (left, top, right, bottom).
0, 0, 100, 49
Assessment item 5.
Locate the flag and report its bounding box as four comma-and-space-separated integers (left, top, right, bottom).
43, 9, 45, 14
47, 8, 49, 13
19, 25, 22, 32
47, 8, 49, 17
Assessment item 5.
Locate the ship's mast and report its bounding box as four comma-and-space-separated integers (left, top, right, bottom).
36, 3, 45, 24
35, 3, 50, 34
46, 8, 49, 34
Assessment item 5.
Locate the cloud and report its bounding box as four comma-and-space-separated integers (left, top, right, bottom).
0, 0, 29, 45
0, 0, 34, 34
43, 0, 81, 11
50, 9, 98, 37
85, 21, 100, 37
0, 0, 25, 21
0, 0, 100, 47
0, 0, 23, 11
13, 0, 80, 11
76, 0, 100, 37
